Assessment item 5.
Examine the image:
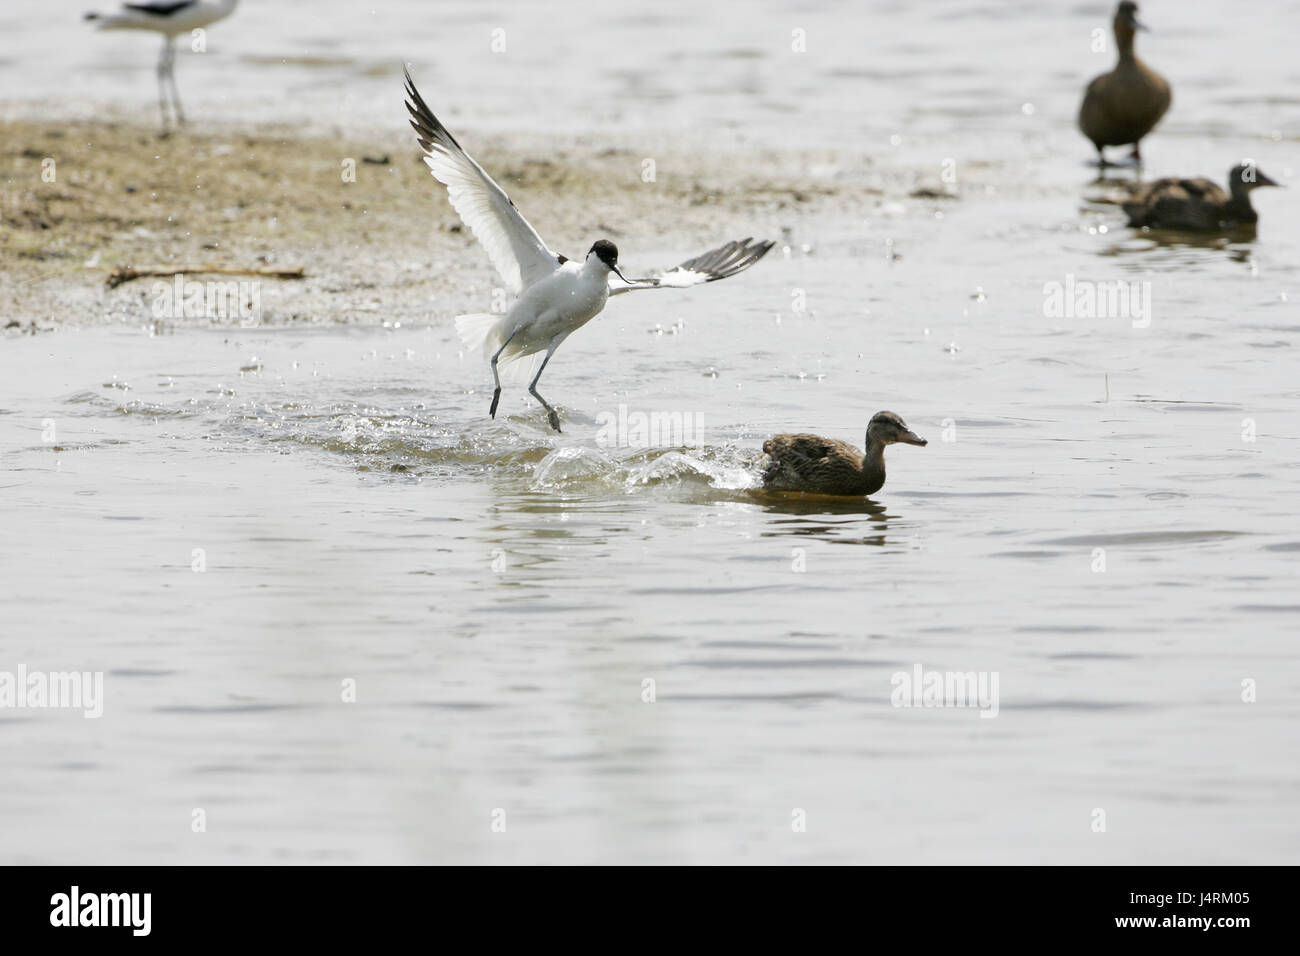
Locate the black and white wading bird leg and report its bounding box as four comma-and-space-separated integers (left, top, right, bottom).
403, 67, 775, 433
84, 0, 240, 130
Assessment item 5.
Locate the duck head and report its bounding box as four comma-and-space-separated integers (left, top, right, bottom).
867, 411, 927, 448
587, 239, 627, 281
1113, 1, 1147, 53
1229, 163, 1281, 198
1115, 1, 1147, 33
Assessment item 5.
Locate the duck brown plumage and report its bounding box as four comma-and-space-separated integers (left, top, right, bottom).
1079, 1, 1171, 164
760, 411, 927, 496
1124, 163, 1281, 230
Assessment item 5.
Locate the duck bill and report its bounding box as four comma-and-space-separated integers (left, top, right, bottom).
899, 430, 928, 447
1256, 172, 1281, 188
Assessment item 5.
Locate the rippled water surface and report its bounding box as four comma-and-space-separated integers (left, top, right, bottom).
3, 0, 1300, 863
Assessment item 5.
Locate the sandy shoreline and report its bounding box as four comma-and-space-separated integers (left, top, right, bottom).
0, 116, 959, 332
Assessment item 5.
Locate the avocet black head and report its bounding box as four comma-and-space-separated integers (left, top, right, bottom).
588, 240, 626, 280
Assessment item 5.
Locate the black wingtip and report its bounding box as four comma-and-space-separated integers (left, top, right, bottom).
402, 63, 422, 119
709, 237, 775, 280
402, 64, 464, 153
402, 63, 419, 101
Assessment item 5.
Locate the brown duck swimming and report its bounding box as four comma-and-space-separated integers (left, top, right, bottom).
761, 411, 927, 496
1124, 164, 1281, 230
1079, 1, 1171, 165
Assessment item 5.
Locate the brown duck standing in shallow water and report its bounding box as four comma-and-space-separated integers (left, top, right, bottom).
1124, 164, 1282, 230
1079, 1, 1171, 165
761, 411, 927, 496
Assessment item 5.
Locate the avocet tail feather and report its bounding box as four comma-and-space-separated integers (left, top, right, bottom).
455, 312, 544, 386
454, 312, 502, 356
497, 351, 546, 386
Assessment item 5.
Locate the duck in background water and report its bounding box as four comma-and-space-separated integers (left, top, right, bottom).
760, 412, 927, 497
1079, 1, 1171, 166
1124, 163, 1283, 230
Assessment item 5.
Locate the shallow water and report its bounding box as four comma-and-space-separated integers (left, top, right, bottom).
4, 1, 1300, 864
10, 0, 1300, 150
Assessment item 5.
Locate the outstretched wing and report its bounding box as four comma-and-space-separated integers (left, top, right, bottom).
403, 67, 561, 295
609, 237, 775, 296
